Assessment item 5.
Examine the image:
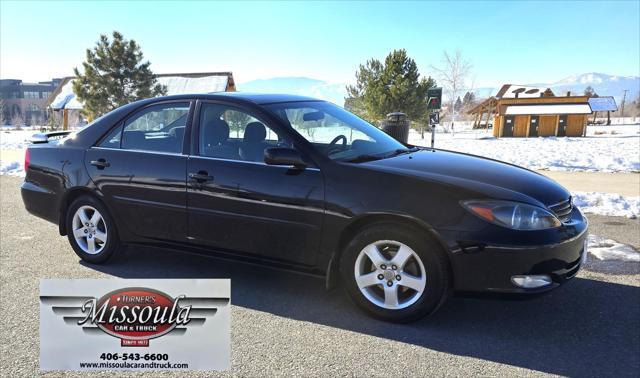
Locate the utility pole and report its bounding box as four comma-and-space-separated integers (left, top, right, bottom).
621, 89, 628, 121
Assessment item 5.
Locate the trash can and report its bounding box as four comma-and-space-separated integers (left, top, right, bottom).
382, 112, 409, 144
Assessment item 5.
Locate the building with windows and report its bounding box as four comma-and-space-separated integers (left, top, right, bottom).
0, 78, 61, 126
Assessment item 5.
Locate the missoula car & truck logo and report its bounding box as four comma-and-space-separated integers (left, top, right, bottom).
41, 287, 224, 347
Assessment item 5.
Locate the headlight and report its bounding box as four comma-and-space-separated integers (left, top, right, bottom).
461, 200, 561, 230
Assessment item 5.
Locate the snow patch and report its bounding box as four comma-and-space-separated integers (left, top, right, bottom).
0, 130, 35, 150
0, 160, 24, 177
587, 235, 639, 262
574, 192, 639, 218
156, 75, 228, 95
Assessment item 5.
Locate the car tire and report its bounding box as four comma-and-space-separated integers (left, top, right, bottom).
66, 195, 119, 264
340, 222, 451, 323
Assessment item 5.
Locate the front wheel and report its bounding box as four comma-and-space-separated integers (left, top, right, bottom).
340, 223, 451, 322
66, 195, 119, 264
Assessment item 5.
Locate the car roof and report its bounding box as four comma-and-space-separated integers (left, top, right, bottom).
140, 92, 326, 105
210, 92, 325, 104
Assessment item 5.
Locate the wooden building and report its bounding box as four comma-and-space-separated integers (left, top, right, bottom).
46, 72, 236, 129
469, 85, 592, 137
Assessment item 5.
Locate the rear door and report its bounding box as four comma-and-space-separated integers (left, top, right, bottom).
85, 101, 192, 241
186, 101, 325, 266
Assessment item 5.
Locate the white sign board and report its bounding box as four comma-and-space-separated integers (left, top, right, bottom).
40, 279, 230, 371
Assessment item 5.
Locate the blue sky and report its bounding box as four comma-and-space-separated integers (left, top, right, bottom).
1, 0, 638, 86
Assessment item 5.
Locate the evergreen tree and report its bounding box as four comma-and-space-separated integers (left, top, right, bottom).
462, 91, 476, 107
346, 49, 436, 123
584, 86, 598, 97
454, 96, 463, 112
73, 31, 167, 119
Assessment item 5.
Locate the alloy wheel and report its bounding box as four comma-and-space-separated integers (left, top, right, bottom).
354, 240, 427, 310
72, 205, 107, 255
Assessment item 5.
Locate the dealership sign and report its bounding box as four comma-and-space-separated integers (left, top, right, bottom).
40, 279, 230, 371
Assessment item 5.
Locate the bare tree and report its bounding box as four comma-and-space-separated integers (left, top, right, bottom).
431, 50, 472, 132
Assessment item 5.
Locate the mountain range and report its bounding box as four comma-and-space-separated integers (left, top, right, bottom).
238, 77, 347, 106
238, 73, 639, 106
476, 73, 639, 102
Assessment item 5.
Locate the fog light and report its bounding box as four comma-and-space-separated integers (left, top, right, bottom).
511, 275, 552, 288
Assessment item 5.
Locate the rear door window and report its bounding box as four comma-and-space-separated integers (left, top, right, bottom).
120, 103, 190, 153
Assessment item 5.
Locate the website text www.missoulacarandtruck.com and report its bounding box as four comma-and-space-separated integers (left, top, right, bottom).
79, 361, 189, 369
78, 353, 188, 370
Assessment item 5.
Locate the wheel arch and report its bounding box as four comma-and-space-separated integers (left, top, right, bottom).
326, 213, 453, 289
58, 187, 106, 236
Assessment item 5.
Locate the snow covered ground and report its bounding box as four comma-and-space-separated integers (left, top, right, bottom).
409, 124, 640, 173
0, 127, 40, 150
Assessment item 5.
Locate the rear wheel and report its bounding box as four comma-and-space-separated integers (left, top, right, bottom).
340, 223, 450, 322
66, 195, 119, 264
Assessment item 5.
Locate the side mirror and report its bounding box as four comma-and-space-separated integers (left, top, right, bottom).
264, 147, 307, 169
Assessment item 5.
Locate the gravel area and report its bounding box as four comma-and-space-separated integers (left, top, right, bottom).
1, 175, 639, 377
586, 214, 640, 250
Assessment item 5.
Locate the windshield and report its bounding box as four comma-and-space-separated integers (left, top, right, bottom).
265, 101, 408, 162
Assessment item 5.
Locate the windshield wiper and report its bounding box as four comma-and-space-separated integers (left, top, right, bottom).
345, 154, 386, 163
346, 147, 420, 163
384, 146, 421, 158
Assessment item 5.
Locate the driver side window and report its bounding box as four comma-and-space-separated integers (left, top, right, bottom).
198, 103, 292, 163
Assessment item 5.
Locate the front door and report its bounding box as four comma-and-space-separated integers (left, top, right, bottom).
503, 115, 515, 137
529, 115, 539, 137
558, 115, 568, 136
85, 102, 192, 241
186, 102, 324, 266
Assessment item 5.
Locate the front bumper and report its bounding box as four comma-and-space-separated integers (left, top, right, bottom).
446, 217, 588, 294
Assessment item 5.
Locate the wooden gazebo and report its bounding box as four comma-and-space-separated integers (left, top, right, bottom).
468, 85, 592, 137
468, 97, 498, 129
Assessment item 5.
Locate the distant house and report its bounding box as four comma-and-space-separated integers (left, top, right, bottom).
46, 72, 236, 128
468, 84, 595, 137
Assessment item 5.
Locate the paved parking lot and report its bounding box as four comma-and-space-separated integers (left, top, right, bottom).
1, 175, 639, 377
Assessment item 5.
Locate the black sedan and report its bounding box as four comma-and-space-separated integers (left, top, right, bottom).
21, 93, 588, 322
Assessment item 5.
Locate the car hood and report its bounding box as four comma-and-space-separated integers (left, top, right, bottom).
360, 149, 570, 208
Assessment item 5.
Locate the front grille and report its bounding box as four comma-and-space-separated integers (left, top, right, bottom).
549, 197, 573, 223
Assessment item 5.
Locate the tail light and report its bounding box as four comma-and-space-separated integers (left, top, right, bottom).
24, 149, 30, 172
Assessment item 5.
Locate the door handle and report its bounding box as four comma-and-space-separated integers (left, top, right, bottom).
90, 159, 110, 169
189, 171, 214, 182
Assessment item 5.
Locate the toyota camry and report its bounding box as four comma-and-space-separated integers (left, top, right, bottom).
21, 93, 588, 322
